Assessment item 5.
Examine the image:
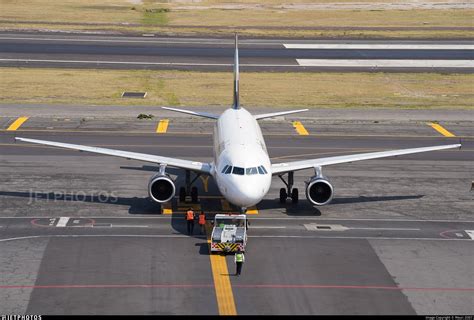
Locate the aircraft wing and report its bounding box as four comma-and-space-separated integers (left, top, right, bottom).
271, 144, 461, 175
254, 109, 309, 120
15, 137, 212, 174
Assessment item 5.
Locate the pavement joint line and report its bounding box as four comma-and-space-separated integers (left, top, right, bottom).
156, 119, 169, 134
0, 283, 472, 291
292, 121, 309, 136
6, 116, 29, 131
428, 122, 456, 137
205, 224, 237, 316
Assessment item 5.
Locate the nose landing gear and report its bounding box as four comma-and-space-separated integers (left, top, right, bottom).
278, 171, 299, 204
179, 170, 202, 203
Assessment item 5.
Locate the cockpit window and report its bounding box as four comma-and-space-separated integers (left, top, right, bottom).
221, 165, 229, 173
225, 166, 233, 174
232, 166, 245, 175
246, 167, 258, 175
258, 165, 268, 174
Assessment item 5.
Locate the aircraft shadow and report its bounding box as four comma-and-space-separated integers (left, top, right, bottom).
0, 190, 161, 215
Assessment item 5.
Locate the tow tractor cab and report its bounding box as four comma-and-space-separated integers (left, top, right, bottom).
211, 214, 247, 253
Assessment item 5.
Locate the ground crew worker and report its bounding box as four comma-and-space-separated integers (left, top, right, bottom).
185, 207, 195, 235
234, 248, 245, 276
198, 211, 206, 235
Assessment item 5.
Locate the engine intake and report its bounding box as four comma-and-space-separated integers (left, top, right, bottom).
306, 177, 333, 206
148, 174, 175, 203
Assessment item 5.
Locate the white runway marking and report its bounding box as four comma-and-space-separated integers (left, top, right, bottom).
250, 226, 286, 229
349, 227, 421, 231
56, 217, 69, 227
285, 44, 474, 50
465, 230, 474, 240
297, 59, 474, 68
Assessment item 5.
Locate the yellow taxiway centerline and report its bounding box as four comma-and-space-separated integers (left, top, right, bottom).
206, 224, 237, 315
246, 206, 259, 215
6, 116, 29, 131
156, 119, 169, 134
292, 121, 309, 135
161, 202, 173, 215
428, 122, 456, 137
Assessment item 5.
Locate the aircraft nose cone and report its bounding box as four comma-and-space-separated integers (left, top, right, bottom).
233, 181, 264, 207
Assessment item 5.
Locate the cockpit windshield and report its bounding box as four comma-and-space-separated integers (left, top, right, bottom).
246, 167, 258, 175
221, 164, 268, 175
232, 166, 245, 175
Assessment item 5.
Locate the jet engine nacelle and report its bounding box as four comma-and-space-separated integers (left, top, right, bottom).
148, 173, 175, 203
305, 176, 334, 206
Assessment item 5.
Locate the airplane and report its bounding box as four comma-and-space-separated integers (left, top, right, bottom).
15, 35, 461, 213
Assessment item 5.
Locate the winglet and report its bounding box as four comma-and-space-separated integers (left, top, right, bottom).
232, 33, 240, 110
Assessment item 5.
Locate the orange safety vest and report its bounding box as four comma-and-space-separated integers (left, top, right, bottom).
198, 214, 206, 225
186, 210, 194, 221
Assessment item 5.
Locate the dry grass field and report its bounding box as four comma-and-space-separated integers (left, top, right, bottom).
1, 0, 472, 38
1, 68, 472, 109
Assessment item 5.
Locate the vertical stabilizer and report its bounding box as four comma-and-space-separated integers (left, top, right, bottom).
232, 34, 240, 109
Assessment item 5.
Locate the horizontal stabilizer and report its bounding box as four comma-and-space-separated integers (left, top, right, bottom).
162, 107, 219, 120
254, 109, 309, 120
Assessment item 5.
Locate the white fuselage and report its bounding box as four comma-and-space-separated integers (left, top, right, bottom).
212, 108, 272, 208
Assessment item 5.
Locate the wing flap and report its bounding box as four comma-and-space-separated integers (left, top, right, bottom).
271, 144, 461, 175
15, 137, 212, 174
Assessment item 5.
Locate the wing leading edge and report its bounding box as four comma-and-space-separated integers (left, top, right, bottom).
271, 144, 461, 175
15, 137, 212, 174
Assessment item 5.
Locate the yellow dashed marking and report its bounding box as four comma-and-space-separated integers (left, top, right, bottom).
428, 122, 456, 137
292, 121, 309, 135
162, 202, 173, 214
6, 116, 29, 131
156, 119, 169, 133
206, 225, 237, 315
246, 206, 259, 215
221, 199, 232, 212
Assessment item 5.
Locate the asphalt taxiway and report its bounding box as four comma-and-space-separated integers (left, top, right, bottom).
0, 111, 473, 315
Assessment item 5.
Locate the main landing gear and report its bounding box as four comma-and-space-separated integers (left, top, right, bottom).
179, 170, 201, 203
278, 171, 298, 204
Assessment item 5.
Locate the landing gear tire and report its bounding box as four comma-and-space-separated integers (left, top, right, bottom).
291, 188, 299, 204
279, 188, 287, 204
179, 187, 186, 202
191, 186, 198, 203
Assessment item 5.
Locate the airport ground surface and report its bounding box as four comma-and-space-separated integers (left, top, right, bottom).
0, 32, 472, 72
0, 107, 473, 315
